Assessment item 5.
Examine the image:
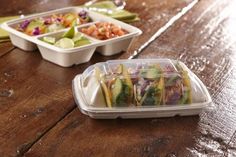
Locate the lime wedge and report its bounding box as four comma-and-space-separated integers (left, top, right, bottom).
42, 36, 56, 44
74, 37, 91, 47
62, 27, 75, 38
54, 38, 75, 49
72, 32, 83, 42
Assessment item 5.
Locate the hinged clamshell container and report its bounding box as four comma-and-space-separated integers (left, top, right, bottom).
72, 59, 212, 119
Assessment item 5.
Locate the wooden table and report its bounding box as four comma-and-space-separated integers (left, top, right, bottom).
0, 0, 236, 156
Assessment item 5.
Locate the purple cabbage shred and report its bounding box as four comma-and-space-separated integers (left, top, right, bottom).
32, 27, 40, 35
20, 20, 30, 29
56, 18, 62, 22
78, 10, 87, 19
44, 18, 51, 25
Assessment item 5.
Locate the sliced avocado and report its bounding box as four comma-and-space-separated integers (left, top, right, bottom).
140, 76, 164, 106
111, 78, 123, 105
156, 76, 164, 105
118, 83, 130, 106
146, 68, 159, 79
111, 77, 131, 107
120, 64, 133, 102
140, 68, 160, 79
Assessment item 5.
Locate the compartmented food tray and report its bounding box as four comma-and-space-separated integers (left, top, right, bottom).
1, 7, 142, 67
72, 59, 212, 119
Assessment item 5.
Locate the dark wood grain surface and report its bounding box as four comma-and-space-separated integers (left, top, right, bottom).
0, 42, 14, 57
0, 0, 236, 157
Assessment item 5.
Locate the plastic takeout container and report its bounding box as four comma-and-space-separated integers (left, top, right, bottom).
72, 59, 212, 119
1, 7, 142, 67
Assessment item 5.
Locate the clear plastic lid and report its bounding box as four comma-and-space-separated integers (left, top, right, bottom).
77, 59, 210, 109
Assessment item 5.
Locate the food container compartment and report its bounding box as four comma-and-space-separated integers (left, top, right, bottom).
79, 21, 142, 56
36, 27, 99, 67
8, 33, 38, 51
72, 59, 212, 119
1, 7, 96, 51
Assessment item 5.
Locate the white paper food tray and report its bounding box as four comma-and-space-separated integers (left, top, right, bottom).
72, 59, 212, 119
1, 7, 142, 66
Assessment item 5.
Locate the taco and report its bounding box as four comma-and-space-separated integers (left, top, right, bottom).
96, 64, 133, 107
163, 63, 192, 105
134, 65, 164, 106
